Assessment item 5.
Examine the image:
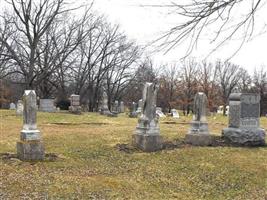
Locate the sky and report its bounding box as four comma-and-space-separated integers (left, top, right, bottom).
90, 0, 267, 74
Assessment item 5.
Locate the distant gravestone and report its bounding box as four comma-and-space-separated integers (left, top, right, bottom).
222, 93, 265, 146
171, 109, 180, 118
99, 91, 116, 117
119, 101, 125, 113
156, 107, 166, 118
185, 92, 212, 146
132, 82, 162, 152
112, 100, 119, 114
39, 99, 56, 112
9, 103, 16, 110
17, 90, 45, 161
129, 102, 138, 118
69, 94, 82, 114
16, 100, 24, 116
136, 99, 143, 114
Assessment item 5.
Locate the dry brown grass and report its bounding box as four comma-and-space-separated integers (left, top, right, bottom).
0, 110, 266, 199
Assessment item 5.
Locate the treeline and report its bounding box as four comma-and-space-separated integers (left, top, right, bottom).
0, 0, 266, 115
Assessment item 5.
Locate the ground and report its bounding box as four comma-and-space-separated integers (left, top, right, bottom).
0, 110, 266, 200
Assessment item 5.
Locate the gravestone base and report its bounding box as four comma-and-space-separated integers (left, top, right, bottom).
222, 127, 266, 146
129, 112, 138, 118
189, 121, 209, 133
185, 133, 212, 146
17, 141, 45, 161
132, 134, 162, 152
69, 106, 82, 114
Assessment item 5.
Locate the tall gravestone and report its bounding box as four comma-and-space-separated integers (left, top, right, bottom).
119, 101, 125, 113
100, 91, 111, 115
185, 92, 212, 146
39, 99, 56, 112
69, 94, 82, 114
222, 93, 265, 146
17, 90, 45, 161
132, 82, 162, 152
112, 100, 119, 114
16, 100, 24, 116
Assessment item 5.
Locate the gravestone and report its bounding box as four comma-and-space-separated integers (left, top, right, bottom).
129, 102, 138, 118
16, 100, 24, 116
17, 90, 45, 161
9, 102, 16, 110
136, 99, 143, 114
156, 107, 166, 118
222, 93, 265, 146
112, 100, 119, 114
185, 92, 212, 146
171, 109, 180, 118
69, 94, 82, 114
132, 82, 162, 152
99, 91, 117, 117
119, 101, 125, 113
39, 99, 56, 112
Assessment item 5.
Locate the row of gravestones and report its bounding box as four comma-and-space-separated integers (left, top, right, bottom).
15, 82, 266, 161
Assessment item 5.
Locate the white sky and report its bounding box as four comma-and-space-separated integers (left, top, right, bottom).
91, 0, 267, 74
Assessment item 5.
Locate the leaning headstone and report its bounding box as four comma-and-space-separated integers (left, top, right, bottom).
132, 82, 162, 152
156, 107, 166, 118
185, 92, 212, 146
17, 90, 45, 161
119, 101, 125, 113
39, 99, 56, 112
222, 93, 265, 146
171, 109, 180, 118
16, 100, 24, 116
129, 102, 138, 118
69, 94, 82, 114
9, 102, 16, 110
136, 99, 143, 114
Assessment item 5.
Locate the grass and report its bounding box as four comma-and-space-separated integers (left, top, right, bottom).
0, 110, 266, 199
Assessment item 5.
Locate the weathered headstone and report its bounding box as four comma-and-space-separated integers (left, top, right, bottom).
132, 82, 162, 152
9, 102, 16, 110
185, 92, 212, 146
136, 99, 143, 114
171, 109, 180, 118
16, 100, 24, 116
119, 101, 125, 113
129, 102, 138, 118
99, 91, 117, 117
39, 99, 56, 112
222, 93, 265, 146
156, 107, 166, 118
17, 90, 45, 161
69, 94, 82, 114
112, 100, 119, 114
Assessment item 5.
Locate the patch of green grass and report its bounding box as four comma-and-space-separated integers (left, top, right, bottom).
0, 109, 266, 199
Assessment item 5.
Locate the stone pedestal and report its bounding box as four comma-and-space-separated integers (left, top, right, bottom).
222, 127, 265, 146
185, 133, 212, 146
132, 134, 162, 152
17, 140, 45, 161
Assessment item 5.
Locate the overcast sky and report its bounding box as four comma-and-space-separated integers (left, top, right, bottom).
91, 0, 267, 74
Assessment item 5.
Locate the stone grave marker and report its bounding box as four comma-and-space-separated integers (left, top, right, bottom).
185, 92, 212, 146
9, 102, 16, 110
222, 93, 265, 146
69, 94, 82, 114
17, 90, 45, 161
16, 100, 24, 116
39, 99, 56, 112
132, 82, 162, 152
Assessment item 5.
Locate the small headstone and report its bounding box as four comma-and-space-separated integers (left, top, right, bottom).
69, 94, 82, 114
136, 99, 143, 114
16, 100, 24, 116
39, 99, 56, 112
9, 102, 16, 110
17, 90, 45, 161
129, 102, 138, 118
156, 107, 166, 118
119, 101, 125, 113
171, 109, 180, 118
185, 92, 212, 146
132, 82, 162, 152
222, 93, 265, 146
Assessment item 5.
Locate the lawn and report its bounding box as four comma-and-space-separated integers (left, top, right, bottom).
0, 110, 266, 199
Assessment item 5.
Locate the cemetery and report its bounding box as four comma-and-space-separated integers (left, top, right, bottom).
0, 0, 267, 199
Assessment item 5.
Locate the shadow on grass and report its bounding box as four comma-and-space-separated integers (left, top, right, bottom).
0, 152, 61, 163
115, 136, 266, 153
